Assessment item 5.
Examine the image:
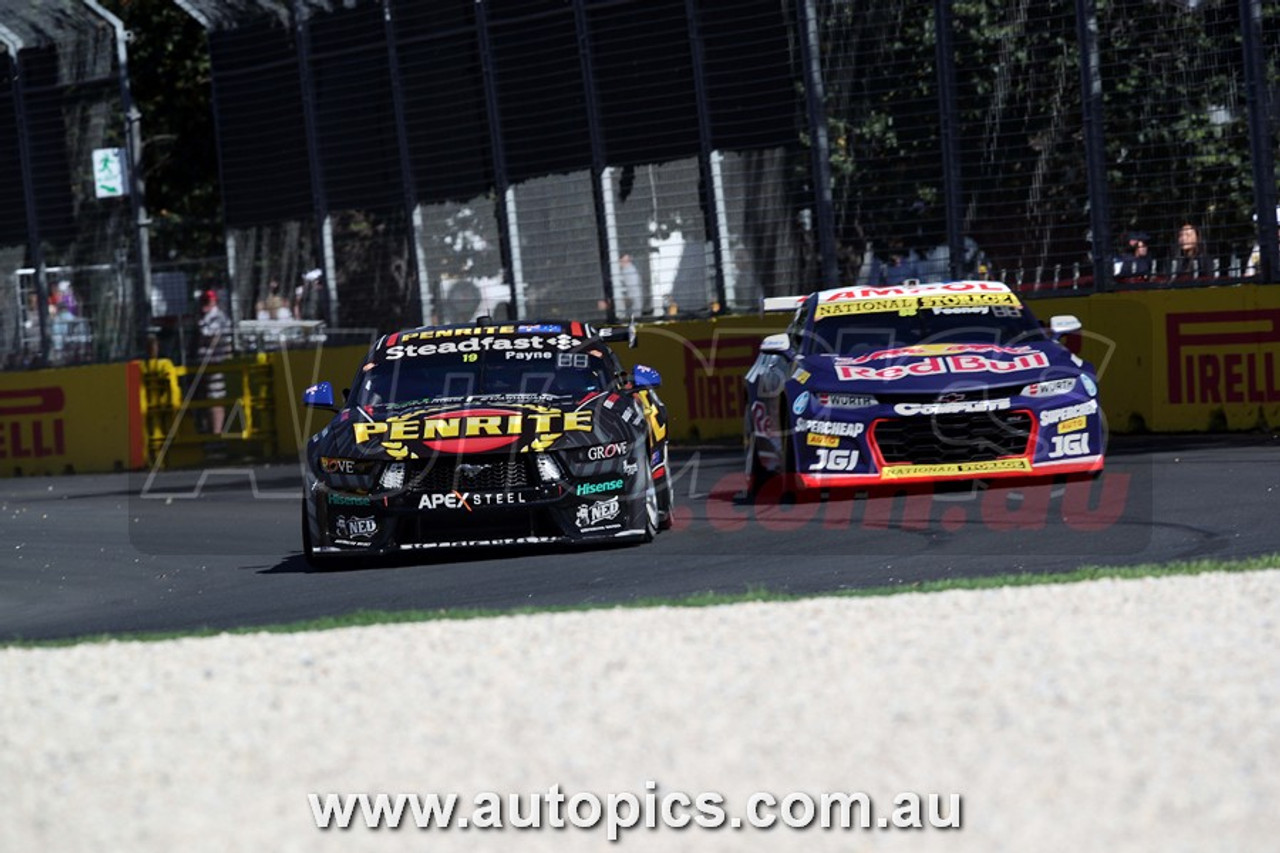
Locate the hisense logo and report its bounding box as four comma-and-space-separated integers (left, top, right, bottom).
576, 479, 623, 496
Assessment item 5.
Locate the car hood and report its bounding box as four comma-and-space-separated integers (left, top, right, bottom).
311, 392, 636, 461
797, 341, 1090, 395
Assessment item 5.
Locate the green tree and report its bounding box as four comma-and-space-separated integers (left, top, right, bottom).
103, 0, 222, 261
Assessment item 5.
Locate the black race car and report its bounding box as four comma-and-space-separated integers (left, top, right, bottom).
300, 320, 672, 566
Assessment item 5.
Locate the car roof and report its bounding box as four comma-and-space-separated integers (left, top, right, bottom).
762, 280, 1018, 314
811, 279, 1015, 305
371, 320, 604, 351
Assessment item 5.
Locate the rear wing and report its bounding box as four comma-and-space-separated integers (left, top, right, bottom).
761, 295, 809, 313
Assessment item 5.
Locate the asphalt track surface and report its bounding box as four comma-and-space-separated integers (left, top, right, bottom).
2, 434, 1278, 641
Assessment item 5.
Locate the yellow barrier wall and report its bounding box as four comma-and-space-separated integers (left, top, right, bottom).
4, 284, 1277, 477
620, 284, 1280, 441
0, 361, 144, 477
271, 344, 370, 458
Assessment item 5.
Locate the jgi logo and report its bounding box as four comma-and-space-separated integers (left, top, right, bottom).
808, 448, 859, 472
1049, 433, 1090, 459
335, 516, 377, 538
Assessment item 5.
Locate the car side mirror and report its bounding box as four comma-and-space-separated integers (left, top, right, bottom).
1049, 315, 1082, 339
759, 332, 792, 355
633, 364, 661, 389
303, 381, 337, 410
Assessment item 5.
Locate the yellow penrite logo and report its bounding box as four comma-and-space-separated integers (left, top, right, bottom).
353, 405, 593, 459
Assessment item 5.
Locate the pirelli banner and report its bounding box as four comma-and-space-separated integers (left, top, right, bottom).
1029, 284, 1280, 433
0, 362, 146, 476
620, 316, 789, 442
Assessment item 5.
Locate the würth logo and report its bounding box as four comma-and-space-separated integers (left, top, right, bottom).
1166, 310, 1280, 404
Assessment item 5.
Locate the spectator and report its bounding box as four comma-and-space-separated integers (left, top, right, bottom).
256, 278, 291, 320
1169, 222, 1209, 281
618, 253, 644, 319
1115, 231, 1153, 281
196, 289, 234, 435
870, 239, 921, 286
48, 289, 75, 363
55, 280, 79, 316
296, 268, 326, 321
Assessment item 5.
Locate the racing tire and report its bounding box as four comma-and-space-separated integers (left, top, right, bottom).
641, 464, 660, 543
301, 500, 341, 571
776, 410, 799, 503
746, 434, 775, 499
654, 444, 674, 530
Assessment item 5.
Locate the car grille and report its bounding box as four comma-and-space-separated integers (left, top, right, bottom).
873, 411, 1033, 464
405, 455, 534, 493
872, 383, 1026, 404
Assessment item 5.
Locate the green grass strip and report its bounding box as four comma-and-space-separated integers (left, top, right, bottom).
6, 551, 1279, 649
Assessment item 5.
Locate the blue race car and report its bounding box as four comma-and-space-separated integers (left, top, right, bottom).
744, 280, 1104, 495
301, 320, 671, 566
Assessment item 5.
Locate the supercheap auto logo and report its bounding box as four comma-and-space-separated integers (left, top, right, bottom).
654, 454, 1137, 554
352, 405, 592, 457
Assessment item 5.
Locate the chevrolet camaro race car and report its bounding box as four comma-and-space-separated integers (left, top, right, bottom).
744, 280, 1105, 495
301, 321, 671, 565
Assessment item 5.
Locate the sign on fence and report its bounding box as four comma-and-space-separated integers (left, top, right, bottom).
92, 148, 128, 198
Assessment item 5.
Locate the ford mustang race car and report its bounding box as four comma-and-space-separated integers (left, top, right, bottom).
301, 320, 671, 566
744, 280, 1104, 495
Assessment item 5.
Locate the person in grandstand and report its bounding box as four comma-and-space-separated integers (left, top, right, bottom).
196, 289, 234, 435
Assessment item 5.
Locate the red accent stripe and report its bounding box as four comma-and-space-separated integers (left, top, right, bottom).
127, 361, 146, 469
571, 322, 584, 337
385, 332, 399, 347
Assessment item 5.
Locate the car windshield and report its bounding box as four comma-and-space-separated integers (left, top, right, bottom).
353, 347, 615, 407
808, 303, 1048, 357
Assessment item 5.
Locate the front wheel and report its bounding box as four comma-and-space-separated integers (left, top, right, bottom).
639, 462, 660, 543
301, 500, 341, 570
654, 443, 673, 530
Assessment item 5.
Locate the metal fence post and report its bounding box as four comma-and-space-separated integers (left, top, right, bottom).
294, 0, 337, 325
684, 0, 728, 313
1075, 0, 1112, 292
1241, 0, 1278, 283
935, 0, 964, 281
476, 0, 520, 320
796, 0, 838, 289
383, 0, 431, 325
573, 0, 618, 323
83, 0, 153, 360
0, 26, 50, 366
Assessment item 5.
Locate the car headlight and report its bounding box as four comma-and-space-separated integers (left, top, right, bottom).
535, 454, 564, 484
1021, 378, 1077, 398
